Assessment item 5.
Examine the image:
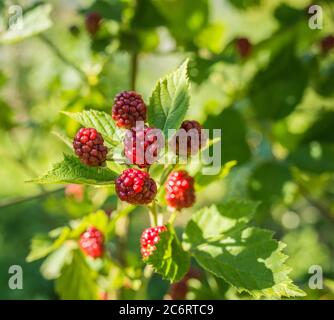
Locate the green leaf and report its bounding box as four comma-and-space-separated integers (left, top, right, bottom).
183, 201, 305, 298
288, 142, 334, 173
152, 0, 208, 45
26, 227, 71, 262
29, 154, 117, 185
0, 4, 52, 44
204, 109, 251, 165
81, 0, 124, 22
52, 130, 73, 149
40, 243, 76, 280
55, 250, 99, 300
148, 60, 190, 137
195, 160, 237, 187
0, 100, 14, 130
62, 110, 122, 145
248, 161, 292, 204
249, 44, 307, 119
146, 225, 190, 283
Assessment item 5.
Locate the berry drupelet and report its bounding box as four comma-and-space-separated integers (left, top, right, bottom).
140, 226, 167, 258
79, 226, 104, 258
112, 91, 147, 129
115, 168, 157, 205
165, 170, 195, 210
73, 128, 108, 166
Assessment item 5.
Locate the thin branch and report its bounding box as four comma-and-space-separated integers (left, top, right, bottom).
298, 183, 334, 225
0, 187, 64, 210
130, 52, 138, 91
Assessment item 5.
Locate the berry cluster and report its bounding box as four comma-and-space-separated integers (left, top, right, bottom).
71, 90, 203, 260
79, 226, 104, 258
73, 128, 108, 166
165, 170, 195, 210
112, 91, 147, 128
115, 168, 157, 205
140, 226, 167, 258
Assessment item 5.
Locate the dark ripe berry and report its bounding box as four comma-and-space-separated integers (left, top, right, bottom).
112, 91, 147, 129
115, 168, 157, 205
124, 126, 163, 168
85, 12, 101, 36
165, 170, 195, 210
168, 268, 202, 300
140, 225, 167, 258
235, 37, 252, 58
174, 120, 206, 156
320, 35, 334, 54
79, 226, 104, 258
73, 128, 108, 167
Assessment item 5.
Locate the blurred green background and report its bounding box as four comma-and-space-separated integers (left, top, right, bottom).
0, 0, 334, 299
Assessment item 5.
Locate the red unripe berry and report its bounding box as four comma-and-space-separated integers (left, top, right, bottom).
320, 35, 334, 54
165, 170, 195, 210
124, 126, 163, 168
85, 12, 101, 36
73, 128, 108, 167
65, 184, 85, 202
140, 225, 167, 258
79, 226, 104, 258
235, 37, 252, 58
115, 168, 157, 205
174, 120, 206, 156
112, 91, 147, 129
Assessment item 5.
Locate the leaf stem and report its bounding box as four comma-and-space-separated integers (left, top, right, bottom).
168, 210, 178, 225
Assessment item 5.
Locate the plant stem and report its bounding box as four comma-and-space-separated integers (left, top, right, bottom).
168, 210, 178, 225
130, 52, 138, 91
0, 187, 64, 211
149, 202, 158, 226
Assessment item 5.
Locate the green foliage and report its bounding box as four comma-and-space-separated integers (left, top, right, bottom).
62, 110, 122, 145
204, 109, 251, 165
183, 201, 305, 298
0, 4, 52, 44
26, 227, 71, 262
146, 225, 190, 283
249, 43, 308, 119
248, 161, 291, 204
148, 60, 190, 137
29, 154, 118, 185
288, 142, 334, 173
55, 250, 99, 300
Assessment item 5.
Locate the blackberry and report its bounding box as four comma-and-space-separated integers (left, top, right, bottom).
124, 126, 162, 168
73, 128, 108, 166
112, 91, 147, 129
115, 168, 157, 205
174, 120, 205, 156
